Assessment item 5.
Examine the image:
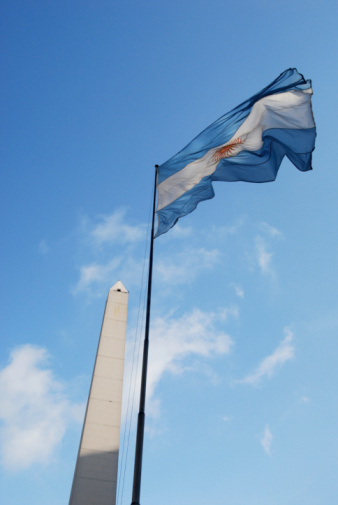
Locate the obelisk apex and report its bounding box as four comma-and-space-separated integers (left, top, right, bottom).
69, 281, 128, 505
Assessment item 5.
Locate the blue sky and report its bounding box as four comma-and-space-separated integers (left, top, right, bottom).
1, 1, 338, 504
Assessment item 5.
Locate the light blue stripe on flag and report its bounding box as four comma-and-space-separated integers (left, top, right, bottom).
156, 68, 316, 237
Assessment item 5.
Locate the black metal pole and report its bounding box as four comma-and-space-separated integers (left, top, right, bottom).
131, 166, 158, 505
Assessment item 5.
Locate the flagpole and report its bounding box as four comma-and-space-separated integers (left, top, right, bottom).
131, 165, 158, 505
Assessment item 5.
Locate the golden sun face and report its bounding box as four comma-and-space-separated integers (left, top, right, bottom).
213, 137, 244, 162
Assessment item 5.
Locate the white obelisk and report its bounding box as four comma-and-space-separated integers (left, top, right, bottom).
69, 280, 128, 505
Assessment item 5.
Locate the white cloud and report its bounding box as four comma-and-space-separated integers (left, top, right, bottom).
210, 217, 245, 237
166, 223, 193, 238
91, 209, 145, 246
72, 254, 145, 297
38, 239, 49, 254
72, 257, 122, 295
238, 327, 295, 385
123, 308, 233, 420
260, 424, 272, 455
0, 345, 84, 470
259, 222, 284, 239
219, 305, 239, 321
231, 283, 244, 298
254, 223, 283, 277
155, 248, 220, 285
72, 209, 148, 298
255, 236, 274, 276
72, 211, 220, 299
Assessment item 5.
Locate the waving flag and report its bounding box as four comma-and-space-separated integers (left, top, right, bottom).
156, 68, 316, 237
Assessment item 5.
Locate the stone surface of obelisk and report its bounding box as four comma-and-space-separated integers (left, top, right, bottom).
69, 280, 128, 505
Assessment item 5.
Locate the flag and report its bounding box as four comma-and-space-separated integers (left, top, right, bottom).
155, 68, 316, 237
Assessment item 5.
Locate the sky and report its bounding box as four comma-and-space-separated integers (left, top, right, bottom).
1, 1, 338, 504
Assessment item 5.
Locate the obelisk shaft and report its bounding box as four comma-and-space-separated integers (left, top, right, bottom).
69, 281, 128, 505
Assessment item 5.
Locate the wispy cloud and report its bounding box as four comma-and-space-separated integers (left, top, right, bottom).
219, 305, 239, 321
255, 236, 274, 276
260, 424, 272, 455
231, 283, 244, 298
123, 308, 233, 420
90, 209, 145, 246
0, 345, 84, 470
165, 223, 193, 239
73, 209, 148, 297
72, 257, 122, 295
238, 327, 295, 385
38, 239, 49, 254
72, 255, 144, 297
259, 222, 284, 239
155, 248, 220, 285
210, 217, 246, 238
254, 222, 283, 278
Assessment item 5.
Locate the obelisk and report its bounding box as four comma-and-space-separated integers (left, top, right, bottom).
69, 280, 128, 505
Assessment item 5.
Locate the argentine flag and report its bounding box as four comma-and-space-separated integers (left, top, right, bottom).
156, 68, 316, 237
